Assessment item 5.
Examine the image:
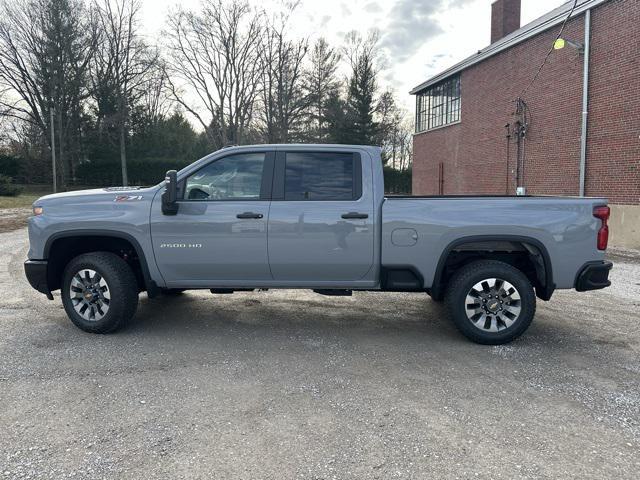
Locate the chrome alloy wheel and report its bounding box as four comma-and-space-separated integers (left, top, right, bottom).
464, 278, 522, 332
69, 269, 111, 321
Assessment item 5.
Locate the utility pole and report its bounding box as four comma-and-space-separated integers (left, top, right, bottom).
50, 104, 57, 193
120, 122, 128, 187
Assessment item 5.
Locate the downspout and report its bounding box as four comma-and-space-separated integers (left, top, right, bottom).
579, 9, 591, 196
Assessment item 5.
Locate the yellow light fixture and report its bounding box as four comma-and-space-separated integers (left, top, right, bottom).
554, 38, 584, 53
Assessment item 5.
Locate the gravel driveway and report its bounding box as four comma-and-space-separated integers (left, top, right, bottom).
1, 228, 639, 479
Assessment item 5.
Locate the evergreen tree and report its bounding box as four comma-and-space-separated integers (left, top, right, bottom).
324, 90, 350, 144
303, 38, 341, 142
129, 110, 199, 161
343, 32, 379, 145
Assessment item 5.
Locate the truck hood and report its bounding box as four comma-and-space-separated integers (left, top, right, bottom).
34, 186, 160, 206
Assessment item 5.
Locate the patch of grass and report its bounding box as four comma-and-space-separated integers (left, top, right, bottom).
0, 193, 41, 209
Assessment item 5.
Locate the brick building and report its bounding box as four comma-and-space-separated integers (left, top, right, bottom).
410, 0, 639, 248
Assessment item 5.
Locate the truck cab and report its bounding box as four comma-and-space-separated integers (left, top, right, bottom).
152, 145, 381, 289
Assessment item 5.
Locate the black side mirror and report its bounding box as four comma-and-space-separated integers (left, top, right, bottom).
161, 170, 179, 215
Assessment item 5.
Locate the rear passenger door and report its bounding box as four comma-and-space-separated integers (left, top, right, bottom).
267, 149, 375, 284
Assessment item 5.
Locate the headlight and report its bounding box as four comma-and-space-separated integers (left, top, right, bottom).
33, 206, 44, 216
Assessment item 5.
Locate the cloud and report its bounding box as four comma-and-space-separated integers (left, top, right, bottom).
340, 2, 352, 16
320, 14, 332, 28
364, 2, 382, 13
425, 53, 451, 70
380, 0, 475, 63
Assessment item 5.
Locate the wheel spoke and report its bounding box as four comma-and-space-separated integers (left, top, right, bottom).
467, 288, 481, 298
504, 304, 521, 316
474, 313, 487, 328
488, 316, 500, 332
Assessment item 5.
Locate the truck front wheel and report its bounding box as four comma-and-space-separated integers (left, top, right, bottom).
61, 252, 139, 333
445, 260, 536, 345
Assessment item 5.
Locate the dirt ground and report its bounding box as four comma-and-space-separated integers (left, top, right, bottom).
0, 208, 31, 233
1, 227, 639, 479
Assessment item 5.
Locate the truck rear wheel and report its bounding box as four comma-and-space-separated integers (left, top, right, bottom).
61, 252, 139, 333
445, 260, 536, 345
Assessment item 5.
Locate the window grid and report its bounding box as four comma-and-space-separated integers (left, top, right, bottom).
415, 75, 461, 133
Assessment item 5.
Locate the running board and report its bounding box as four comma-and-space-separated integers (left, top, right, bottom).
209, 288, 254, 294
312, 289, 352, 296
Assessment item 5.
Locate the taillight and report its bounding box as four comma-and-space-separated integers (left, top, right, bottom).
593, 206, 610, 251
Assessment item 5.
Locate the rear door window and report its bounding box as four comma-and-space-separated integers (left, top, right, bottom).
284, 152, 358, 201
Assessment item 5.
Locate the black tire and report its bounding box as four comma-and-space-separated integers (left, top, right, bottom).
445, 260, 536, 345
428, 292, 444, 303
61, 252, 138, 333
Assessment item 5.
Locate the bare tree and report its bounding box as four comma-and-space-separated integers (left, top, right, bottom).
257, 8, 308, 143
0, 0, 97, 187
390, 117, 413, 172
377, 90, 413, 170
164, 0, 263, 149
138, 63, 172, 126
377, 90, 401, 165
303, 38, 340, 142
92, 0, 156, 185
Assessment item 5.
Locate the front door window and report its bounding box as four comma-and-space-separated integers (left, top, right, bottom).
185, 153, 266, 201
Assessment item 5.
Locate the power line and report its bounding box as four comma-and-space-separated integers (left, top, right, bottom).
520, 0, 580, 98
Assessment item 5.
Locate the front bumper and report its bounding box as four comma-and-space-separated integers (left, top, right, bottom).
24, 260, 53, 299
575, 260, 613, 292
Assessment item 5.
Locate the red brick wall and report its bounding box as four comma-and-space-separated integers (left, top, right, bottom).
412, 0, 640, 205
585, 0, 640, 204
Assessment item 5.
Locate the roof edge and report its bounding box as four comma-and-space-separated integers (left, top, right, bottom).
410, 0, 609, 95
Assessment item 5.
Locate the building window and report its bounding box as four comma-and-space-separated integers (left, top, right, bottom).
415, 75, 461, 133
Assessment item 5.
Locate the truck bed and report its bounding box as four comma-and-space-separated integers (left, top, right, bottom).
381, 195, 608, 290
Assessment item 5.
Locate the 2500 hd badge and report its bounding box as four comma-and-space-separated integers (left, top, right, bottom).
159, 243, 203, 249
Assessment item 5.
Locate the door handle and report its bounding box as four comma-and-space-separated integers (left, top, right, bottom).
236, 212, 263, 219
341, 212, 368, 219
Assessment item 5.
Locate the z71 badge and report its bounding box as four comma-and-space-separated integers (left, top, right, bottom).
114, 195, 143, 202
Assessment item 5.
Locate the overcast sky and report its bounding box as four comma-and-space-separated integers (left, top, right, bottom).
141, 0, 566, 113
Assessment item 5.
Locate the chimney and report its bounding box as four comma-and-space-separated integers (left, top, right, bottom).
491, 0, 521, 44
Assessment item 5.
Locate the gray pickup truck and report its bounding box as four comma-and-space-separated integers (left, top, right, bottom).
24, 144, 612, 344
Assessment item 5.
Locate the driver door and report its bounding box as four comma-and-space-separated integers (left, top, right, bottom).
150, 151, 274, 287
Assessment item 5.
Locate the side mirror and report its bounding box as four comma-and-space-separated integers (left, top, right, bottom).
161, 170, 179, 215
